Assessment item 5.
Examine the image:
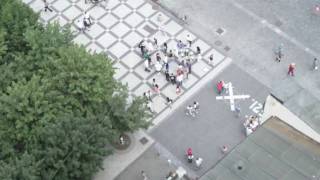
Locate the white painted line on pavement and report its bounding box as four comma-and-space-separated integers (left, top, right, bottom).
148, 57, 232, 132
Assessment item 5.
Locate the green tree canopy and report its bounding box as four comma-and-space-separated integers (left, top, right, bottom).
0, 1, 150, 179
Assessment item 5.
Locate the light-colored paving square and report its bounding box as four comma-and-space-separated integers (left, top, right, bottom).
40, 10, 57, 22
53, 0, 71, 12
99, 14, 119, 28
152, 96, 167, 113
86, 24, 105, 39
111, 23, 131, 38
50, 16, 69, 26
163, 20, 183, 36
96, 32, 117, 48
29, 0, 43, 13
176, 30, 196, 44
123, 31, 144, 47
204, 49, 225, 66
62, 6, 82, 21
150, 12, 170, 26
148, 74, 169, 90
113, 4, 132, 18
73, 33, 91, 46
86, 43, 103, 54
125, 12, 144, 27
113, 61, 128, 80
182, 74, 198, 89
88, 6, 107, 20
193, 39, 211, 54
109, 42, 129, 59
162, 84, 184, 101
152, 31, 170, 45
121, 73, 141, 91
137, 3, 156, 17
134, 83, 151, 97
134, 63, 153, 80
126, 0, 145, 9
192, 59, 212, 77
107, 0, 121, 9
121, 52, 142, 68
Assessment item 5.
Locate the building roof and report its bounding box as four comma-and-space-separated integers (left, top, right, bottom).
200, 116, 320, 180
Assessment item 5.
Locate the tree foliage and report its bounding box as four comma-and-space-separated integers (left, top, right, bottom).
0, 0, 150, 179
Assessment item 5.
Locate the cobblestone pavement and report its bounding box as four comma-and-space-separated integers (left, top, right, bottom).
23, 0, 227, 118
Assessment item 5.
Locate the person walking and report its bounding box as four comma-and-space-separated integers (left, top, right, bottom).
195, 157, 203, 169
196, 46, 201, 55
186, 34, 192, 47
163, 42, 168, 54
313, 58, 318, 70
141, 170, 149, 180
186, 60, 192, 79
209, 54, 213, 65
43, 0, 53, 12
287, 63, 296, 76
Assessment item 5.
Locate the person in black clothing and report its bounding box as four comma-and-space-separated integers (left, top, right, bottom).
165, 70, 170, 81
43, 0, 53, 12
163, 42, 168, 54
196, 46, 201, 54
169, 73, 176, 84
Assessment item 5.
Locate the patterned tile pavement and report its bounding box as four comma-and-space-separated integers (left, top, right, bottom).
23, 0, 227, 119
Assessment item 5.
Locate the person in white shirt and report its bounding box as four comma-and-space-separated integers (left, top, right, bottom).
195, 157, 203, 168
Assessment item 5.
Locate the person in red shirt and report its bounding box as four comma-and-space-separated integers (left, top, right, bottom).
288, 63, 296, 76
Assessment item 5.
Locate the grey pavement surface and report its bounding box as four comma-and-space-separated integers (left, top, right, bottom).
150, 64, 269, 178
158, 0, 320, 135
115, 144, 177, 180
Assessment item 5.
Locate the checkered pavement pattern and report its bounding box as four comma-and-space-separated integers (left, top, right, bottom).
23, 0, 226, 116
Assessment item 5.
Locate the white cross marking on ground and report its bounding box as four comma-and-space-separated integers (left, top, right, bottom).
216, 82, 250, 111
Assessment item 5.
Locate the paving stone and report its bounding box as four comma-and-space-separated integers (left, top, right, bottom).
113, 4, 132, 18
53, 0, 71, 12
152, 95, 167, 113
182, 74, 198, 89
126, 0, 145, 9
111, 22, 131, 38
136, 22, 157, 37
40, 9, 57, 21
152, 31, 170, 46
204, 49, 225, 66
62, 6, 82, 21
137, 3, 156, 17
163, 20, 183, 36
99, 14, 119, 28
193, 39, 211, 55
73, 33, 91, 46
113, 61, 128, 80
88, 6, 107, 20
148, 73, 169, 90
107, 0, 121, 9
50, 16, 69, 26
134, 62, 153, 80
121, 52, 143, 68
134, 83, 151, 97
192, 59, 212, 77
121, 73, 142, 91
125, 12, 144, 27
161, 84, 184, 101
22, 0, 34, 4
85, 24, 105, 39
86, 43, 103, 54
150, 12, 170, 26
123, 31, 144, 47
29, 0, 43, 13
96, 32, 117, 48
109, 42, 130, 59
176, 30, 196, 44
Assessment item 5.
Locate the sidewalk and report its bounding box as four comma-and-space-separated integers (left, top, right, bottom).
22, 0, 232, 179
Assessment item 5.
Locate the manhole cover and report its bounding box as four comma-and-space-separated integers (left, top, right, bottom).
224, 46, 231, 51
216, 28, 225, 35
275, 20, 282, 27
143, 25, 156, 34
140, 137, 149, 145
214, 40, 222, 46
